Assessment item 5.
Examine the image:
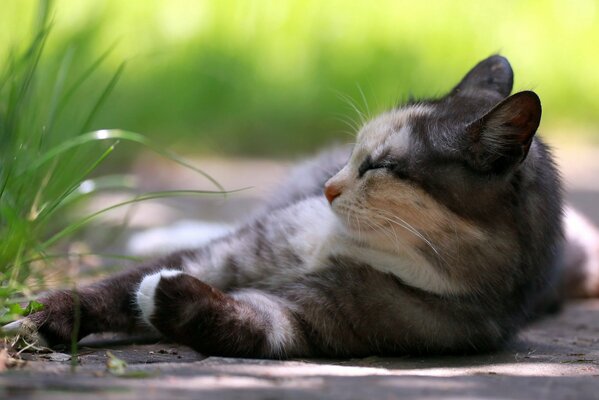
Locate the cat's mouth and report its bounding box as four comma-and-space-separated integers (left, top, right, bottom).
332, 204, 380, 234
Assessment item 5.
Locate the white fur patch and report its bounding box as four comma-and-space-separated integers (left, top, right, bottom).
334, 238, 467, 295
383, 125, 412, 158
231, 290, 295, 357
136, 269, 182, 325
356, 104, 432, 158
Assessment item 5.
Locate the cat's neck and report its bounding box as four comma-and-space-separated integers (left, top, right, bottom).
322, 212, 469, 295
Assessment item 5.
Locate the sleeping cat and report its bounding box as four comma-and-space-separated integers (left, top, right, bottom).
5, 55, 598, 358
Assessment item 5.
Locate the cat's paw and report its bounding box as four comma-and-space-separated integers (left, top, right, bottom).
136, 269, 183, 325
2, 317, 49, 349
135, 270, 225, 346
3, 291, 79, 348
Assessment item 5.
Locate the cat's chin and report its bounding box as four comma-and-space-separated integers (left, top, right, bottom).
329, 204, 372, 233
331, 207, 399, 238
334, 218, 383, 245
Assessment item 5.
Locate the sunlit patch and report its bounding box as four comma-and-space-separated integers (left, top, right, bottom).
94, 129, 111, 140
78, 179, 96, 194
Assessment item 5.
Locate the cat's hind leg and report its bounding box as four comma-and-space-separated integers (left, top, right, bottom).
136, 270, 309, 358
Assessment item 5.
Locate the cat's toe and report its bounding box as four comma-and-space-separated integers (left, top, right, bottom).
136, 269, 182, 325
2, 318, 49, 349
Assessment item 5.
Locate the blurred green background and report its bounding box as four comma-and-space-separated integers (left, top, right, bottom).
2, 0, 598, 157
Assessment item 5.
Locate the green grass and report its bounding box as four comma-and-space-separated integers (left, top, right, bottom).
0, 1, 223, 323
3, 0, 598, 157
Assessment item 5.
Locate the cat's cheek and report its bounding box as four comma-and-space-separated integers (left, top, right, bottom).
136, 269, 182, 326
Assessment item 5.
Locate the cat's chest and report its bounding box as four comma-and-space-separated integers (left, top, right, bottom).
286, 198, 466, 295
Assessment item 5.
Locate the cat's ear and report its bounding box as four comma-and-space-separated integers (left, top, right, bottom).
451, 55, 514, 98
466, 91, 541, 172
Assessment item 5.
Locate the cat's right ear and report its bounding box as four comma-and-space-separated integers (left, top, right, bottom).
465, 90, 542, 172
450, 55, 514, 98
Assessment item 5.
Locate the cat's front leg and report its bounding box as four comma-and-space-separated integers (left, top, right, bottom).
3, 250, 194, 347
135, 270, 310, 358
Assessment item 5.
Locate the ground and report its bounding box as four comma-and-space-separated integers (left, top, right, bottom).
2, 301, 599, 399
2, 141, 599, 399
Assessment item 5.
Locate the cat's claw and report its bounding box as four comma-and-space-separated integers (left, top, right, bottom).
136, 269, 182, 325
2, 318, 49, 349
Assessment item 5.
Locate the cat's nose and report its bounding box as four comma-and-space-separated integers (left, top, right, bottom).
324, 182, 342, 204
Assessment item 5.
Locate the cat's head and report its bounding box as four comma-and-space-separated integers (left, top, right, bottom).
325, 55, 542, 251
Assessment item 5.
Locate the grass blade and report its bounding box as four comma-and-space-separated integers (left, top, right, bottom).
36, 141, 119, 222
2, 24, 51, 143
61, 42, 119, 109
80, 62, 126, 133
24, 129, 225, 192
44, 46, 75, 139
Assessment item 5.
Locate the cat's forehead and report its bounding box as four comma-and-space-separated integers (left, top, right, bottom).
355, 104, 432, 160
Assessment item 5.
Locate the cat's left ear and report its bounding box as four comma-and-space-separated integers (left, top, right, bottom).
451, 55, 514, 98
466, 91, 541, 172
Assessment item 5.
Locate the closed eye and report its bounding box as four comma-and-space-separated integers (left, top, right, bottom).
358, 156, 398, 178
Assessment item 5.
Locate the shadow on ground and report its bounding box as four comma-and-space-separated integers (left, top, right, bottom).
2, 301, 599, 399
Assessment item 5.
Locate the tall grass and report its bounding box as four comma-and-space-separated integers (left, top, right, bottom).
0, 1, 222, 324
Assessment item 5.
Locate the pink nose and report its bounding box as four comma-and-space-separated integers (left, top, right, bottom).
324, 183, 342, 204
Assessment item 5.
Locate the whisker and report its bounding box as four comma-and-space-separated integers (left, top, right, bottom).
335, 90, 367, 125
333, 114, 360, 135
356, 83, 371, 120
371, 207, 443, 260
363, 218, 399, 248
337, 203, 444, 264
352, 212, 363, 243
340, 205, 404, 252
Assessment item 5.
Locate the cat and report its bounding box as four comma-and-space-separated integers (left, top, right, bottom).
5, 55, 599, 358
